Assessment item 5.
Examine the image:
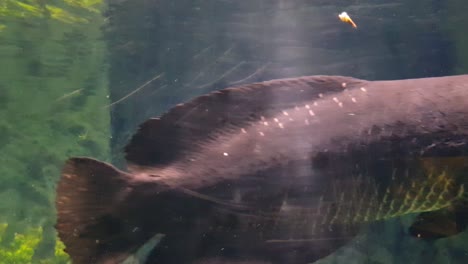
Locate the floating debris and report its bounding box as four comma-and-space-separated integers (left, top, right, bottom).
339, 12, 357, 28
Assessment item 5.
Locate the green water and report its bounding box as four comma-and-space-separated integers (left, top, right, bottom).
0, 1, 109, 263
1, 0, 468, 263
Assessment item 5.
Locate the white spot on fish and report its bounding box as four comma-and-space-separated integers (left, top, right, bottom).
241, 128, 247, 133
254, 144, 262, 153
223, 152, 229, 156
351, 97, 357, 103
263, 122, 269, 126
280, 201, 292, 212
348, 113, 355, 116
289, 118, 294, 121
341, 82, 347, 88
279, 123, 284, 129
333, 97, 339, 103
259, 131, 265, 136
319, 93, 324, 98
274, 118, 279, 123
338, 102, 343, 107
295, 106, 300, 111
360, 87, 367, 92
305, 104, 310, 109
313, 102, 318, 106
309, 110, 315, 116
282, 111, 289, 116
233, 189, 242, 203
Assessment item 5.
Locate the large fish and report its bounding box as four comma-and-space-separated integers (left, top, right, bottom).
56, 74, 468, 264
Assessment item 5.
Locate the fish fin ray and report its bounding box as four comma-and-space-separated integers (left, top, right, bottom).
55, 158, 149, 264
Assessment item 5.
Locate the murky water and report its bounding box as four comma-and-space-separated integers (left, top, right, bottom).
0, 0, 467, 263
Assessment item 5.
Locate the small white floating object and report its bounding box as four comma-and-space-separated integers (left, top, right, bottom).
339, 12, 357, 28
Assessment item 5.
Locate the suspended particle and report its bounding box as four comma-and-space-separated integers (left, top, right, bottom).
339, 12, 357, 28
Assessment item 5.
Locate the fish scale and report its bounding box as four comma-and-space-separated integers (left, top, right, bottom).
195, 156, 466, 240
234, 165, 463, 242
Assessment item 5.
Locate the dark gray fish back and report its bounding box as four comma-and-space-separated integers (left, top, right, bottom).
125, 76, 366, 168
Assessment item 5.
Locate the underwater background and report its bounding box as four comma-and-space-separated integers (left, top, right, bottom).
0, 0, 467, 263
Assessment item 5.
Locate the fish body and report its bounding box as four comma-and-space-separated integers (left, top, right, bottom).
56, 74, 468, 264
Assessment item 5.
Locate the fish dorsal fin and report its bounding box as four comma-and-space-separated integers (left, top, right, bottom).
125, 75, 366, 168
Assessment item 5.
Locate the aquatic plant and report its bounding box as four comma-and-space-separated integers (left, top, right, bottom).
0, 0, 103, 25
0, 0, 110, 262
0, 223, 70, 264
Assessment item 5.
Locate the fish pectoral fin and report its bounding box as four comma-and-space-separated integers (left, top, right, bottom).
121, 234, 165, 264
409, 202, 468, 240
409, 156, 468, 240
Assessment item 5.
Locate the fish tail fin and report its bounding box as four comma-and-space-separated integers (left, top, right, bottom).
55, 157, 157, 264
